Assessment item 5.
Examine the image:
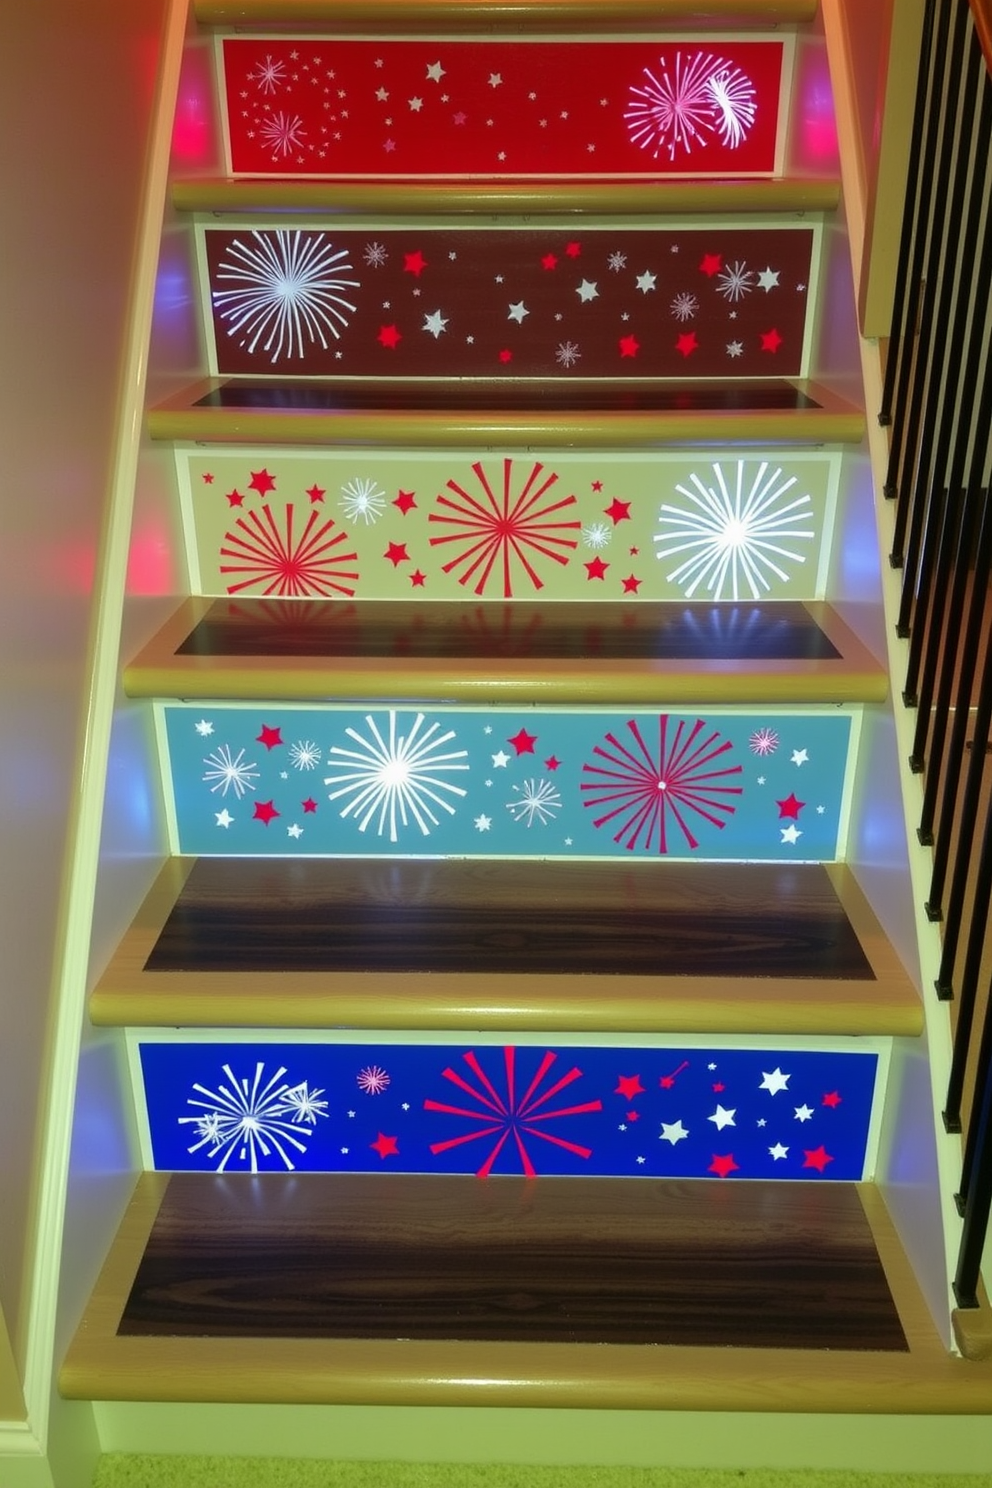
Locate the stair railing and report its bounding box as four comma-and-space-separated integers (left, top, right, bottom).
881, 0, 992, 1311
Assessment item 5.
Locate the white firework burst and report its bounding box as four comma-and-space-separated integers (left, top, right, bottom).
608, 251, 628, 272
324, 711, 470, 842
556, 340, 581, 369
357, 1064, 391, 1095
339, 476, 387, 525
670, 291, 699, 322
654, 460, 817, 602
289, 739, 322, 771
202, 744, 260, 798
749, 727, 780, 757
716, 259, 755, 302
259, 109, 307, 158
582, 521, 612, 549
212, 229, 360, 364
178, 1062, 328, 1173
248, 54, 286, 95
507, 777, 562, 828
364, 241, 388, 267
625, 51, 756, 162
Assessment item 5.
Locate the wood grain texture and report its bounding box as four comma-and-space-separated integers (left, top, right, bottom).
116, 1173, 906, 1350
193, 0, 819, 27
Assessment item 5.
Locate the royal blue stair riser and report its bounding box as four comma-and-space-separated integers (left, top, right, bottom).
134, 1036, 884, 1182
160, 702, 857, 860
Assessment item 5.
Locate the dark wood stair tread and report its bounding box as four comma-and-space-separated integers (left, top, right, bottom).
90, 858, 923, 1033
124, 597, 886, 705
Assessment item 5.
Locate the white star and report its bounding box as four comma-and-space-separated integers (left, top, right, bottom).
287, 823, 303, 839
215, 809, 234, 828
488, 72, 503, 88
760, 1068, 791, 1095
660, 1120, 689, 1145
618, 1123, 627, 1132
757, 775, 766, 785
528, 90, 537, 100
636, 1156, 646, 1165
757, 267, 780, 291
756, 1118, 767, 1128
492, 750, 510, 768
791, 748, 809, 766
769, 1143, 789, 1160
795, 1104, 814, 1123
708, 1104, 736, 1131
507, 300, 529, 323
347, 1110, 356, 1118
635, 271, 657, 293
408, 97, 423, 112
708, 1063, 717, 1071
384, 139, 396, 153
781, 825, 802, 845
341, 1147, 349, 1154
474, 814, 492, 831
375, 87, 389, 101
402, 1102, 410, 1111
726, 341, 744, 358
422, 309, 449, 338
426, 61, 445, 83
195, 718, 214, 736
576, 279, 599, 302
483, 726, 493, 735
817, 804, 826, 814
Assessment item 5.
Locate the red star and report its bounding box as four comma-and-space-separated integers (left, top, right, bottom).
378, 324, 402, 349
541, 252, 558, 270
256, 724, 283, 750
712, 1082, 725, 1092
202, 473, 214, 484
591, 480, 603, 491
544, 755, 561, 771
403, 250, 428, 276
498, 349, 513, 363
604, 498, 631, 524
776, 793, 805, 819
822, 1091, 843, 1108
371, 1132, 399, 1159
248, 468, 276, 496
565, 241, 581, 257
629, 546, 639, 555
619, 334, 640, 358
626, 1110, 640, 1122
676, 331, 698, 358
585, 556, 609, 580
305, 484, 325, 504
410, 569, 427, 587
761, 328, 783, 353
508, 727, 538, 755
803, 1145, 834, 1173
614, 1074, 644, 1100
393, 489, 417, 513
385, 541, 409, 567
700, 253, 722, 277
253, 800, 280, 826
302, 798, 318, 813
226, 489, 244, 507
709, 1153, 740, 1178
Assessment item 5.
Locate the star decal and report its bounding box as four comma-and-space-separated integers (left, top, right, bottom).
377, 324, 402, 349
371, 1132, 399, 1159
757, 267, 780, 291
302, 798, 318, 813
215, 809, 234, 828
287, 823, 304, 839
541, 253, 558, 270
410, 569, 427, 587
305, 484, 325, 504
256, 725, 283, 750
621, 575, 642, 593
803, 1146, 834, 1173
619, 334, 640, 358
195, 719, 214, 736
508, 727, 538, 755
768, 1143, 789, 1161
507, 300, 529, 323
565, 241, 581, 258
426, 61, 445, 83
248, 469, 276, 496
422, 309, 449, 338
660, 1120, 689, 1145
709, 1154, 739, 1178
488, 72, 503, 88
545, 756, 561, 771
403, 250, 428, 277
676, 331, 699, 357
635, 270, 657, 293
253, 800, 279, 825
604, 498, 631, 524
780, 825, 802, 844
202, 472, 214, 483
408, 96, 423, 112
761, 328, 783, 353
776, 793, 805, 820
384, 541, 409, 566
759, 1068, 790, 1095
700, 253, 722, 277
791, 748, 809, 766
491, 750, 510, 768
708, 1104, 736, 1131
498, 349, 513, 363
226, 489, 244, 507
576, 279, 599, 302
822, 1091, 843, 1108
585, 556, 609, 580
474, 814, 492, 831
794, 1104, 814, 1123
393, 489, 417, 513
615, 1074, 644, 1100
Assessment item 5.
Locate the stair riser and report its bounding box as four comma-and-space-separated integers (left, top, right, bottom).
216, 34, 794, 180
177, 445, 841, 603
158, 700, 858, 860
130, 1031, 887, 1182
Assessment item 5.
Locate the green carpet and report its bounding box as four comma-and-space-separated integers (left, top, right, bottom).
92, 1462, 992, 1488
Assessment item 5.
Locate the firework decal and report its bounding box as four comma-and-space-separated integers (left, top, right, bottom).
323, 710, 470, 842
211, 229, 360, 364
219, 37, 785, 178
140, 1041, 880, 1181
220, 505, 359, 597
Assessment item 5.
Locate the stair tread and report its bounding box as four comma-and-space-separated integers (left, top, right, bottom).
148, 377, 866, 446
90, 858, 922, 1033
193, 0, 819, 23
61, 1172, 992, 1411
125, 598, 885, 705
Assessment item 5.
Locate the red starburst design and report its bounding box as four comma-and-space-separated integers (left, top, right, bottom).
428, 458, 580, 598
220, 505, 359, 597
425, 1047, 602, 1177
581, 715, 743, 853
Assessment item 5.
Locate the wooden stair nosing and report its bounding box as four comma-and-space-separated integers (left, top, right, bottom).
60, 1171, 992, 1413
193, 0, 820, 29
89, 857, 923, 1035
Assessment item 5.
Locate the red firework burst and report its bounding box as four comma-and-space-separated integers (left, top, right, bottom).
428, 458, 581, 598
220, 505, 359, 596
581, 715, 743, 853
424, 1047, 602, 1177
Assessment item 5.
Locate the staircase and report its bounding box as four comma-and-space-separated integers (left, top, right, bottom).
57, 0, 992, 1458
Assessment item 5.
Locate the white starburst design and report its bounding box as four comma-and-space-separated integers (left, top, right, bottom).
582, 521, 612, 549
324, 711, 469, 841
340, 476, 387, 524
556, 340, 581, 368
178, 1063, 328, 1173
202, 744, 260, 799
507, 777, 562, 827
289, 739, 322, 771
212, 229, 360, 364
625, 52, 757, 161
655, 460, 816, 601
749, 727, 779, 757
259, 110, 307, 158
364, 241, 388, 267
248, 54, 286, 95
717, 259, 755, 302
357, 1064, 391, 1094
670, 291, 699, 321
608, 251, 628, 272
